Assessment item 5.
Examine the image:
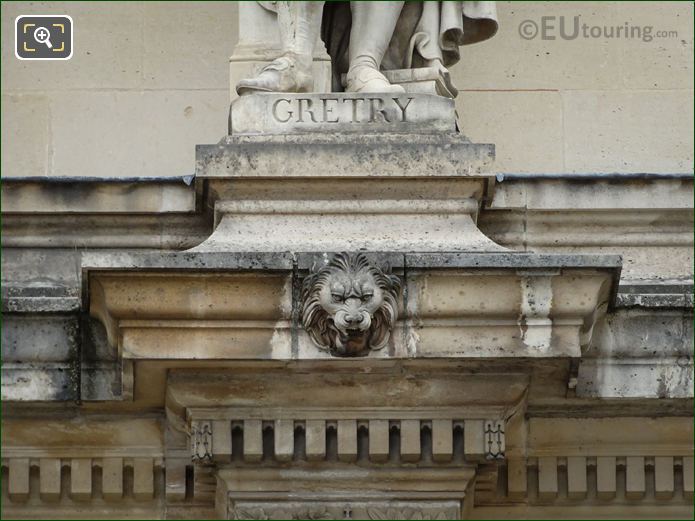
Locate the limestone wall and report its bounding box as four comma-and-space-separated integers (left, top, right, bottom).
2, 1, 692, 178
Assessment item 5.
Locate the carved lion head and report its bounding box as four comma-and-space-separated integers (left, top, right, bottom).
301, 252, 402, 357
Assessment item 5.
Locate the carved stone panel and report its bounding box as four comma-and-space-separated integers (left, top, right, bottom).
217, 468, 473, 521
190, 421, 213, 463
484, 420, 505, 460
229, 501, 460, 520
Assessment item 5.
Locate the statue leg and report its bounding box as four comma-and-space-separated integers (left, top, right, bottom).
346, 1, 405, 94
236, 1, 324, 95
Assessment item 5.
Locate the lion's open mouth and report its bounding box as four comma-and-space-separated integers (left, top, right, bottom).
334, 328, 370, 356
339, 328, 367, 343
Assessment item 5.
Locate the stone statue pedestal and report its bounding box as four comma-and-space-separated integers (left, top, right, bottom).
194, 93, 502, 253
81, 90, 620, 365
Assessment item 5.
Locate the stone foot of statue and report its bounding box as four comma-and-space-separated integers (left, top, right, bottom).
236, 53, 312, 96
345, 65, 405, 94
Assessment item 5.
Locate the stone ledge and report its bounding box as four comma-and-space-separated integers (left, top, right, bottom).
168, 370, 527, 412
404, 252, 622, 270
616, 283, 694, 308
1, 214, 211, 249
81, 250, 622, 273
196, 134, 494, 179
577, 358, 693, 399
0, 176, 196, 214
218, 467, 472, 521
82, 250, 619, 361
1, 285, 80, 313
489, 176, 694, 210
81, 251, 295, 273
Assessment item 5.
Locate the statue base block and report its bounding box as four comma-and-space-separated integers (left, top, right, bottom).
195, 199, 505, 253
229, 92, 457, 135
194, 129, 499, 253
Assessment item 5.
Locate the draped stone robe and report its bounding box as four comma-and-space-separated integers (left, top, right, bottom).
259, 1, 499, 92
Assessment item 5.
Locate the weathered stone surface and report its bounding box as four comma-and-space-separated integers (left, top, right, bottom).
1, 94, 50, 178
194, 130, 497, 253
404, 252, 623, 271
490, 174, 694, 210
1, 366, 75, 402
1, 177, 195, 214
227, 500, 461, 520
406, 266, 616, 359
196, 134, 494, 179
194, 200, 505, 252
2, 315, 77, 361
616, 283, 694, 308
578, 307, 694, 398
537, 457, 558, 501
230, 93, 456, 135
564, 90, 693, 174
586, 309, 693, 359
459, 90, 564, 173
1, 312, 79, 401
2, 362, 121, 403
1, 287, 80, 314
527, 417, 693, 457
482, 175, 694, 282
2, 216, 210, 251
81, 250, 294, 272
0, 309, 121, 402
89, 270, 293, 359
38, 458, 61, 502
0, 178, 208, 253
2, 416, 165, 516
578, 359, 694, 399
83, 250, 619, 361
168, 369, 528, 414
2, 418, 164, 457
218, 468, 471, 520
199, 128, 496, 253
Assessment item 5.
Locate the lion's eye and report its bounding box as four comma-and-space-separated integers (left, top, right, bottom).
361, 293, 373, 301
331, 293, 343, 303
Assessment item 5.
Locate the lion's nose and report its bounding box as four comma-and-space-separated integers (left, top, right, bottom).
345, 314, 364, 325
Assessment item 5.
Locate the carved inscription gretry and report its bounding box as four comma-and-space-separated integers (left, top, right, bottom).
272, 97, 414, 124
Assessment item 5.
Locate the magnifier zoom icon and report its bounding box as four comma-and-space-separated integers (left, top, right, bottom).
34, 26, 53, 49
